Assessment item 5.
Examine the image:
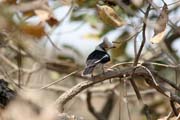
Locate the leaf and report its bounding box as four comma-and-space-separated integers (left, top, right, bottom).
150, 31, 165, 44
19, 24, 46, 38
35, 9, 58, 27
150, 3, 168, 44
46, 17, 59, 27
154, 3, 168, 35
96, 5, 125, 27
35, 9, 50, 23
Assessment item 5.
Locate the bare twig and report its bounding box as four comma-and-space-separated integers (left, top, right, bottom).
138, 65, 158, 86
45, 33, 62, 51
133, 4, 151, 66
124, 79, 132, 120
129, 4, 152, 120
86, 91, 103, 120
86, 91, 115, 120
110, 61, 180, 69
39, 71, 78, 90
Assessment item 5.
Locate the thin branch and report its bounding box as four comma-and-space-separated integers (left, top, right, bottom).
139, 65, 158, 86
110, 61, 179, 70
124, 79, 132, 120
133, 4, 151, 66
45, 33, 62, 51
86, 91, 103, 120
39, 71, 78, 90
129, 5, 151, 119
112, 31, 141, 44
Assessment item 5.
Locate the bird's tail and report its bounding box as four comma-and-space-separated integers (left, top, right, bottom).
82, 66, 95, 76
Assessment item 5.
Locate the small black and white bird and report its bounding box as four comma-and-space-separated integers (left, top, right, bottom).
82, 37, 115, 77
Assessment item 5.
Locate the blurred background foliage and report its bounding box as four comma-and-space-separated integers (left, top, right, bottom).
0, 0, 180, 120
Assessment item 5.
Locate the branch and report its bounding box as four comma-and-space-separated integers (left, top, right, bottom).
55, 68, 133, 112
133, 4, 151, 66
86, 91, 104, 120
55, 67, 180, 112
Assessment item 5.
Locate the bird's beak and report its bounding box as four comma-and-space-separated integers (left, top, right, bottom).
111, 45, 116, 48
109, 45, 116, 49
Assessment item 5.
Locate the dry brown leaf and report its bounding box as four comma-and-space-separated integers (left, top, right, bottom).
154, 3, 168, 35
35, 10, 58, 27
150, 31, 165, 44
35, 10, 50, 23
19, 24, 46, 38
46, 17, 59, 27
96, 5, 125, 27
150, 3, 168, 44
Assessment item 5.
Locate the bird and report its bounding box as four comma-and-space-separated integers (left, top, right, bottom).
82, 37, 115, 77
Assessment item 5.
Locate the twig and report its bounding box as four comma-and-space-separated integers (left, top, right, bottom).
86, 91, 103, 120
123, 79, 132, 120
112, 31, 141, 44
49, 0, 74, 34
110, 61, 180, 70
166, 0, 180, 7
45, 33, 62, 51
130, 4, 152, 119
129, 77, 143, 101
133, 33, 138, 57
17, 46, 22, 88
39, 71, 78, 90
138, 65, 158, 86
86, 91, 114, 120
133, 4, 151, 66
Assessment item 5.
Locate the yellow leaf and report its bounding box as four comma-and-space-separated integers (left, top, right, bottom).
83, 33, 100, 40
96, 5, 125, 27
150, 30, 165, 44
35, 10, 50, 22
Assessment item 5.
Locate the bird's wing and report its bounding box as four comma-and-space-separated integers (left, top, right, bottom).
86, 54, 109, 68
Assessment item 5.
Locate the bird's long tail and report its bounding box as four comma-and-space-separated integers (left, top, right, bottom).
82, 66, 95, 76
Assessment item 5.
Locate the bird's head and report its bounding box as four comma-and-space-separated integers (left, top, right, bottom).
99, 37, 116, 51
